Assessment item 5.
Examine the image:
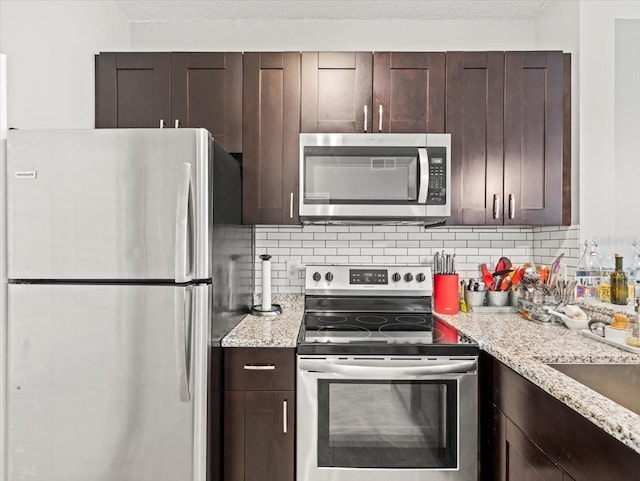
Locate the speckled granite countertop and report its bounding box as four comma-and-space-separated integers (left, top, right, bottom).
436, 309, 640, 454
221, 294, 304, 348
221, 293, 640, 453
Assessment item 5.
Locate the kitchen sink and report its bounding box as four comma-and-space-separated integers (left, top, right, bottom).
547, 363, 640, 415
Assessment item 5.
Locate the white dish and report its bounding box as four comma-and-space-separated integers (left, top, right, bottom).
547, 309, 589, 331
604, 325, 632, 343
580, 329, 640, 355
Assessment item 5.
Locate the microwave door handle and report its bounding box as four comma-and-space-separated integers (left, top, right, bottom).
298, 359, 477, 377
417, 148, 429, 204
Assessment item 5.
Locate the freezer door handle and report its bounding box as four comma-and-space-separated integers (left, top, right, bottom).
175, 163, 193, 283
174, 287, 192, 402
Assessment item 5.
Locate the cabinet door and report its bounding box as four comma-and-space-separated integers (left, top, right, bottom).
242, 52, 300, 224
446, 52, 504, 225
171, 52, 242, 153
504, 51, 570, 225
373, 52, 445, 133
496, 410, 565, 481
95, 52, 171, 128
224, 390, 294, 481
301, 52, 373, 133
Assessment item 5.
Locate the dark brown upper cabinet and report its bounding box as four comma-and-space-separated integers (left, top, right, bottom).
95, 52, 243, 153
301, 51, 445, 134
503, 51, 571, 226
373, 52, 445, 133
242, 52, 301, 225
301, 52, 373, 133
446, 51, 505, 225
447, 51, 571, 226
171, 52, 242, 153
95, 52, 171, 129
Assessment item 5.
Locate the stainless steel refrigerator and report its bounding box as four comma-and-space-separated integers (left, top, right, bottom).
2, 129, 252, 481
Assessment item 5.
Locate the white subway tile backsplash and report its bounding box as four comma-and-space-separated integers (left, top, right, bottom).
253, 225, 581, 293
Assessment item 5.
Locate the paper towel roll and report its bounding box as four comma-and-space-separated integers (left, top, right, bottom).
260, 254, 272, 311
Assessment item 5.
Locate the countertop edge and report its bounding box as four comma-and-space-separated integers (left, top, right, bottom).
435, 312, 640, 455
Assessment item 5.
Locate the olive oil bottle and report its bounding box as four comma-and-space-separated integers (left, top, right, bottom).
610, 254, 628, 305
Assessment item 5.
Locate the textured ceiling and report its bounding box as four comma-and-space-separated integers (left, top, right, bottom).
117, 0, 551, 22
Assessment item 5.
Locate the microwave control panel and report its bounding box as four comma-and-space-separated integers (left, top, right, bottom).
426, 146, 447, 205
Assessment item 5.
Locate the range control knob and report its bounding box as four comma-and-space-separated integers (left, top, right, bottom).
416, 273, 426, 283
325, 272, 334, 282
312, 272, 321, 282
404, 273, 414, 282
392, 272, 401, 282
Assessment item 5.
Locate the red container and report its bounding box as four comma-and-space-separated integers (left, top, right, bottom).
434, 274, 460, 315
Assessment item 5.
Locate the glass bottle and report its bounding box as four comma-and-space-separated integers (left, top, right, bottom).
610, 253, 628, 305
599, 250, 614, 303
575, 240, 601, 299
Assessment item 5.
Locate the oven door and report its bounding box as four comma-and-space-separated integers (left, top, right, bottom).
297, 356, 478, 481
299, 133, 451, 222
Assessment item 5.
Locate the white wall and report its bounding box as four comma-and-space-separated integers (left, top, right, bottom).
0, 0, 130, 129
615, 20, 640, 241
579, 1, 640, 247
130, 18, 535, 51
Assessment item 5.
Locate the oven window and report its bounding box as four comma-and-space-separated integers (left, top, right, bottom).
317, 380, 457, 469
303, 146, 418, 204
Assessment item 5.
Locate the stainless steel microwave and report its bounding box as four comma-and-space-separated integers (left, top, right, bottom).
299, 133, 451, 224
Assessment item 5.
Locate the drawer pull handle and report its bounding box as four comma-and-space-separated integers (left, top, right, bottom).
283, 400, 288, 434
243, 364, 276, 370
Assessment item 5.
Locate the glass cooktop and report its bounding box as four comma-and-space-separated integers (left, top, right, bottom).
303, 311, 438, 344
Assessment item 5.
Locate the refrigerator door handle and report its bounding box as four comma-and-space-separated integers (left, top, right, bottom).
174, 287, 191, 402
175, 163, 193, 283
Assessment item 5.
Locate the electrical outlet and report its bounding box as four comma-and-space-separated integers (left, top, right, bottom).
286, 260, 298, 280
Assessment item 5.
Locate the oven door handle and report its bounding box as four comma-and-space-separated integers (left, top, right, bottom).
298, 359, 477, 377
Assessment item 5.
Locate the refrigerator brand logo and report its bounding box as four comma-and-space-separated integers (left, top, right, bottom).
14, 171, 37, 179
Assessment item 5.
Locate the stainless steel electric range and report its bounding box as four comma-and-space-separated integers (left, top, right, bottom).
297, 265, 479, 481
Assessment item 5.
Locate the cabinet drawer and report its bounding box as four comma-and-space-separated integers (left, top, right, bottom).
225, 348, 295, 391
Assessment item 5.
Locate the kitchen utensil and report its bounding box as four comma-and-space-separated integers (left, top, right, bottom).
481, 263, 495, 290
548, 253, 565, 286
492, 268, 513, 278
495, 257, 512, 273
510, 267, 525, 287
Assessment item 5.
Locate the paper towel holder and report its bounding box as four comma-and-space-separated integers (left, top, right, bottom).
250, 254, 282, 316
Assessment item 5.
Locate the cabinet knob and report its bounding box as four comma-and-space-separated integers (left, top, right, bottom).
159, 119, 165, 128
378, 104, 383, 132
493, 194, 500, 220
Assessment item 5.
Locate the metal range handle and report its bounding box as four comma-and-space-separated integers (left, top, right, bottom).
283, 400, 288, 434
493, 194, 500, 219
417, 148, 429, 204
298, 359, 477, 377
378, 104, 383, 132
174, 287, 193, 402
243, 364, 276, 371
509, 194, 515, 219
175, 163, 193, 283
363, 105, 368, 132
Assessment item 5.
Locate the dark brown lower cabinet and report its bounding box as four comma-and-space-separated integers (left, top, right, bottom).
223, 348, 295, 481
483, 353, 640, 481
495, 408, 573, 481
